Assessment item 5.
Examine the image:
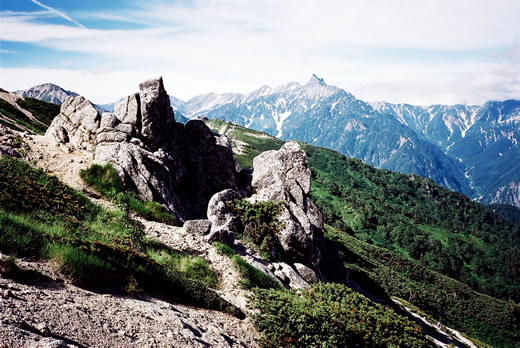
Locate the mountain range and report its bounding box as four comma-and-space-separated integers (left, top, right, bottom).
11, 76, 520, 208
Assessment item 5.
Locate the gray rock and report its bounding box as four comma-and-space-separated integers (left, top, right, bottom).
0, 126, 23, 157
273, 262, 310, 290
139, 77, 174, 150
205, 189, 242, 245
251, 141, 323, 267
184, 219, 212, 235
46, 77, 241, 224
96, 131, 129, 144
99, 112, 119, 129
114, 93, 140, 127
94, 141, 186, 221
46, 96, 100, 151
294, 263, 320, 283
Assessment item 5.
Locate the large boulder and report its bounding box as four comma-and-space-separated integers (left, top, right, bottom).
46, 96, 100, 151
114, 93, 140, 128
251, 141, 323, 267
272, 262, 310, 290
205, 189, 243, 245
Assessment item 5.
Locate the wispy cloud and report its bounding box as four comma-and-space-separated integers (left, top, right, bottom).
0, 0, 519, 104
30, 0, 86, 29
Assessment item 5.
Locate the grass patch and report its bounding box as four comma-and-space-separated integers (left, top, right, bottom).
79, 163, 178, 225
0, 156, 241, 317
232, 255, 281, 290
147, 247, 217, 288
250, 283, 433, 348
212, 241, 236, 257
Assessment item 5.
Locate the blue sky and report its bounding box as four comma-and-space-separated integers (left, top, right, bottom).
1, 0, 519, 105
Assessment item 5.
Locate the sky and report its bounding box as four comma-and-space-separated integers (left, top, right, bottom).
0, 0, 519, 105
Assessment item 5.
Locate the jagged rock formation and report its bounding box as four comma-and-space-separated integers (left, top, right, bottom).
46, 77, 240, 222
46, 96, 100, 152
187, 141, 324, 289
250, 141, 323, 267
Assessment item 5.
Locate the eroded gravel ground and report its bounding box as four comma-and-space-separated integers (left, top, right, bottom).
0, 134, 259, 347
0, 255, 258, 347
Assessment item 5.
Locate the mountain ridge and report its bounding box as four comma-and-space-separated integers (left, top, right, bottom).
13, 77, 520, 208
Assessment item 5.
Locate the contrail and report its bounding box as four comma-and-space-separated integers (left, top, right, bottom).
30, 0, 86, 29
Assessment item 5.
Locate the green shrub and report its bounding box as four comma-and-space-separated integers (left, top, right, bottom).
79, 163, 124, 199
16, 97, 60, 126
251, 283, 433, 348
232, 255, 281, 290
227, 198, 283, 258
325, 224, 520, 347
213, 241, 236, 258
0, 98, 47, 134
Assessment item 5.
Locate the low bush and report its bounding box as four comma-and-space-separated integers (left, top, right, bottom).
250, 283, 433, 348
212, 241, 236, 258
227, 198, 283, 259
232, 255, 281, 290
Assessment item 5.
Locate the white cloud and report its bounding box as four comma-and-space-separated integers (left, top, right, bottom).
1, 0, 519, 104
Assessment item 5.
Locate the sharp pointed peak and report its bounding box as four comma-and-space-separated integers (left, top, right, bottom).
306, 74, 327, 86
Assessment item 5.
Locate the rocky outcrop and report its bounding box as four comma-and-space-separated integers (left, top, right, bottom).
205, 189, 243, 245
184, 219, 212, 236
45, 96, 100, 152
0, 125, 26, 157
139, 78, 175, 150
294, 263, 320, 284
46, 77, 240, 222
250, 141, 323, 267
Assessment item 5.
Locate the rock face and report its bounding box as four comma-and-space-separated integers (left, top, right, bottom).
139, 78, 174, 150
205, 189, 243, 245
46, 77, 240, 222
46, 96, 100, 152
250, 141, 323, 267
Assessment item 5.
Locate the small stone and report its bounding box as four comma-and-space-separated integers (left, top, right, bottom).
37, 322, 51, 336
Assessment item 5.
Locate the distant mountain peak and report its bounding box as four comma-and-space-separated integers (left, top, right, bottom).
14, 83, 78, 104
306, 74, 327, 87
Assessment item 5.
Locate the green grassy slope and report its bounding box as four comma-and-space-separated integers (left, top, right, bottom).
0, 156, 241, 317
207, 119, 520, 347
0, 97, 58, 134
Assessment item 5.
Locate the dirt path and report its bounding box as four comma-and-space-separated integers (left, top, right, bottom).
0, 133, 259, 347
